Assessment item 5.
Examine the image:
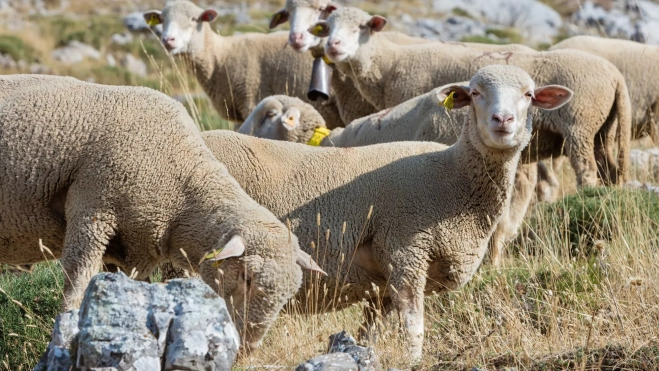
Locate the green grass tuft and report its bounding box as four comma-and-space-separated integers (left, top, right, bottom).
0, 34, 39, 63
523, 187, 659, 256
0, 262, 63, 370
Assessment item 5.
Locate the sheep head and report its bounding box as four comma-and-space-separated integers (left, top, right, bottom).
144, 0, 218, 55
436, 64, 573, 151
309, 7, 387, 63
238, 96, 326, 143
270, 0, 338, 53
198, 225, 324, 352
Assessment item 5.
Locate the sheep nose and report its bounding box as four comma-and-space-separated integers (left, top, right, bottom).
289, 32, 305, 49
162, 36, 176, 49
328, 39, 341, 47
492, 113, 514, 124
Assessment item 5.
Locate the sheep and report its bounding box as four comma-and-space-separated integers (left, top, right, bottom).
238, 95, 327, 144
269, 0, 537, 125
142, 0, 343, 128
310, 7, 631, 188
237, 92, 541, 265
0, 74, 324, 351
202, 65, 573, 360
550, 35, 659, 143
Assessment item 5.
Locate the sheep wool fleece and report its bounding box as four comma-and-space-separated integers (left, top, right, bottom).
0, 74, 304, 329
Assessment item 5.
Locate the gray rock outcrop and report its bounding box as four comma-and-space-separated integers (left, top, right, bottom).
34, 272, 239, 371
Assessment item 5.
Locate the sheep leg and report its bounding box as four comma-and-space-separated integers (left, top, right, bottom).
390, 271, 426, 362
566, 136, 599, 187
490, 163, 537, 266
649, 103, 659, 145
60, 213, 115, 311
358, 297, 393, 343
536, 157, 564, 203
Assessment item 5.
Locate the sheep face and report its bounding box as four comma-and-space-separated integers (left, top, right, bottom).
309, 7, 386, 63
198, 230, 324, 351
238, 96, 324, 143
145, 1, 218, 55
270, 0, 338, 53
437, 65, 573, 150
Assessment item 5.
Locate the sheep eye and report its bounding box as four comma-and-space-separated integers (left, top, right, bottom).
266, 110, 278, 117
191, 17, 196, 21
470, 91, 479, 97
525, 92, 533, 98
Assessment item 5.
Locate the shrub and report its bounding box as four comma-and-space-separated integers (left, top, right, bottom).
521, 187, 659, 256
0, 34, 39, 63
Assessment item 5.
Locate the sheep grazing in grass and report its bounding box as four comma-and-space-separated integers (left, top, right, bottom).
142, 0, 343, 127
202, 65, 573, 360
309, 7, 631, 188
0, 74, 324, 351
551, 35, 659, 143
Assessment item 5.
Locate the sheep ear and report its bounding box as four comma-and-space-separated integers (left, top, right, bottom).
207, 235, 245, 261
367, 15, 387, 33
296, 250, 326, 275
282, 108, 300, 131
309, 22, 330, 37
321, 3, 338, 19
437, 85, 471, 109
532, 85, 573, 110
270, 9, 289, 29
199, 9, 218, 23
143, 11, 162, 27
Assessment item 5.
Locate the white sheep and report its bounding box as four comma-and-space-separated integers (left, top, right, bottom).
551, 35, 659, 143
310, 7, 631, 188
269, 0, 536, 125
202, 65, 573, 360
0, 74, 323, 351
237, 95, 327, 144
142, 0, 343, 127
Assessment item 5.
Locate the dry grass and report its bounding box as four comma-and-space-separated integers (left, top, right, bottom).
227, 167, 659, 369
1, 2, 659, 370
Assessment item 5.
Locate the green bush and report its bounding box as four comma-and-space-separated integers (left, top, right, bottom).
0, 262, 63, 370
461, 35, 505, 44
181, 96, 234, 131
524, 187, 659, 256
36, 15, 125, 49
0, 34, 39, 63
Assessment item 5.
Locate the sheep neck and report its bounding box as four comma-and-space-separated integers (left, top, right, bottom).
450, 110, 527, 235
335, 35, 395, 110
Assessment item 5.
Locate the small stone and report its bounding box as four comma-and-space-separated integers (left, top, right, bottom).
120, 53, 147, 77
295, 353, 359, 371
51, 41, 100, 65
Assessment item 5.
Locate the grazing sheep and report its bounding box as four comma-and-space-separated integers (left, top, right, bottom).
142, 0, 343, 128
310, 7, 631, 187
269, 0, 536, 125
0, 74, 323, 350
203, 65, 573, 360
550, 35, 659, 143
238, 95, 327, 144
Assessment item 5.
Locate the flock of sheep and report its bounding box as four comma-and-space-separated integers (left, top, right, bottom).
0, 0, 654, 363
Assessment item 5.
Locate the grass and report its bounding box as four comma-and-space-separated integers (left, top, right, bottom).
0, 35, 40, 63
2, 2, 659, 370
0, 262, 63, 370
5, 185, 659, 370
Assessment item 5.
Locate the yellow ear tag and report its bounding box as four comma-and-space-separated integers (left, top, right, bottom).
307, 127, 331, 146
274, 13, 281, 23
311, 25, 324, 36
322, 54, 333, 65
147, 14, 161, 27
442, 91, 455, 111
204, 248, 225, 267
